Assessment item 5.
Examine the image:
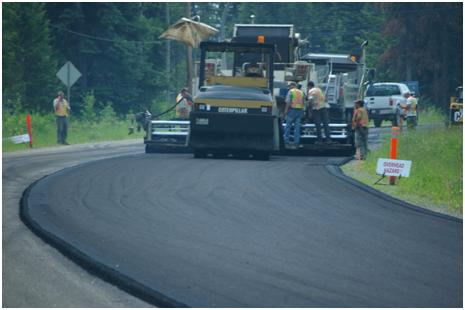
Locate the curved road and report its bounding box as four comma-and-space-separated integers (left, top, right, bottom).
13, 140, 463, 307
3, 140, 150, 307
4, 128, 462, 307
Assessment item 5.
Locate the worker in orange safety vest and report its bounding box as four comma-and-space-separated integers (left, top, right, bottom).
352, 99, 369, 160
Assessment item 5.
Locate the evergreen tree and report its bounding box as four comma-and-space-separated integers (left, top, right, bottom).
3, 3, 57, 112
4, 2, 461, 116
377, 3, 462, 106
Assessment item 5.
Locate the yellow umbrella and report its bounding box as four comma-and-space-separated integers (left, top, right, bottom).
159, 17, 219, 48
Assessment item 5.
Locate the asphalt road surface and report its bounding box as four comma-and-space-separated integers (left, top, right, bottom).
3, 140, 151, 307
10, 135, 462, 307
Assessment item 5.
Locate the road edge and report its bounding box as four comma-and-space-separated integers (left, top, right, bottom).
19, 175, 189, 308
326, 157, 462, 223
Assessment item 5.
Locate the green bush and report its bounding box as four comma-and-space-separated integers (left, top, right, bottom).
81, 91, 97, 124
99, 102, 118, 124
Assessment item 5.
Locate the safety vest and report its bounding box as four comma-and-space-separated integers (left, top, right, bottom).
54, 98, 69, 117
289, 88, 305, 109
406, 96, 417, 117
308, 87, 327, 110
352, 107, 369, 128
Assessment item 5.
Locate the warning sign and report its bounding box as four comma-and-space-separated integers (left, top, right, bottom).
376, 158, 412, 177
10, 134, 30, 144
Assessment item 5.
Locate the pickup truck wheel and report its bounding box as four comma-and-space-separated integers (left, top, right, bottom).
374, 119, 382, 127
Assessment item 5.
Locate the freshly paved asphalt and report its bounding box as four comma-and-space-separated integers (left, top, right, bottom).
21, 152, 462, 307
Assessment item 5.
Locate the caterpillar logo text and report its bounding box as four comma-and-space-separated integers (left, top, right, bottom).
218, 107, 248, 113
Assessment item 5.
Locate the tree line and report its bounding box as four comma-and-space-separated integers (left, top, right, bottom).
3, 2, 462, 117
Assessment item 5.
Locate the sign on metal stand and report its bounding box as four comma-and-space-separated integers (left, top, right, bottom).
375, 158, 412, 185
56, 61, 81, 105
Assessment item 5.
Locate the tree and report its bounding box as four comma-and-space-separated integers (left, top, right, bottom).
3, 3, 57, 112
377, 3, 462, 107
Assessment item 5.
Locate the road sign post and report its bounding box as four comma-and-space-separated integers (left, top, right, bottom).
56, 61, 81, 106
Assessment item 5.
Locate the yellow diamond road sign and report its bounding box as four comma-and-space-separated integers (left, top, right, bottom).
56, 61, 81, 87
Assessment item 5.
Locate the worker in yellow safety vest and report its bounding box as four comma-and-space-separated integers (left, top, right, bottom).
402, 91, 418, 129
284, 81, 305, 148
53, 90, 71, 145
352, 99, 369, 160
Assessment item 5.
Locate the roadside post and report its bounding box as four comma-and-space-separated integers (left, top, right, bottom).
26, 114, 33, 148
389, 126, 400, 185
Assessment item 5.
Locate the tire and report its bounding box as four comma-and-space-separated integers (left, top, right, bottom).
193, 148, 207, 158
374, 119, 382, 128
278, 117, 285, 151
145, 144, 156, 154
212, 151, 228, 159
234, 151, 250, 160
254, 151, 270, 161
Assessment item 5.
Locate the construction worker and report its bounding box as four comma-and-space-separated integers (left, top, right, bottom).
352, 99, 369, 160
307, 81, 332, 144
403, 91, 418, 129
396, 100, 406, 132
284, 81, 305, 148
53, 90, 71, 145
175, 87, 193, 120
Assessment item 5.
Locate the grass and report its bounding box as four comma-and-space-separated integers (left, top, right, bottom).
417, 104, 447, 124
342, 108, 463, 217
2, 113, 144, 152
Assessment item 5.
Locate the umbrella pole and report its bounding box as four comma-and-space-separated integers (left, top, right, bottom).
187, 46, 193, 93
186, 3, 193, 93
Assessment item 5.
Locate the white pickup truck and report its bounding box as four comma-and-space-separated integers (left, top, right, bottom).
364, 82, 412, 127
